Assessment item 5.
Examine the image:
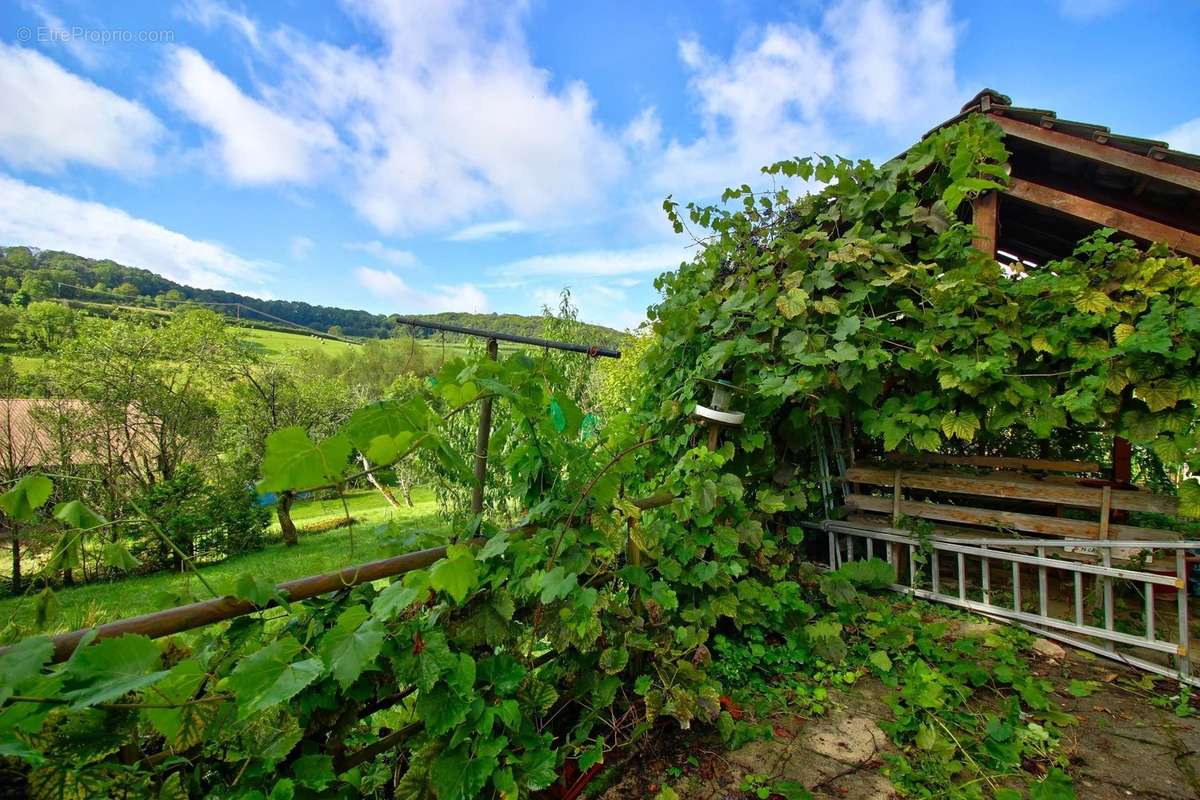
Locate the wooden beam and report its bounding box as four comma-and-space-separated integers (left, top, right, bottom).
886, 453, 1100, 473
845, 494, 1176, 541
971, 190, 998, 258
992, 114, 1200, 193
845, 466, 1179, 515
1004, 177, 1200, 258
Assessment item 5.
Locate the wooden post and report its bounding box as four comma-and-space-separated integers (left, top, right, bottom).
471, 338, 498, 516
1112, 436, 1132, 485
706, 423, 720, 451
891, 470, 903, 527
971, 191, 998, 259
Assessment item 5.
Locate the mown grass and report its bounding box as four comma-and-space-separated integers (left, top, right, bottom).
0, 487, 448, 636
240, 327, 360, 358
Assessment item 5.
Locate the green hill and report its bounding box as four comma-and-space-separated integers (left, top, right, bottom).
0, 246, 625, 345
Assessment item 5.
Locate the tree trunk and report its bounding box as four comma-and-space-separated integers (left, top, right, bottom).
396, 470, 415, 506
278, 491, 299, 547
358, 454, 401, 510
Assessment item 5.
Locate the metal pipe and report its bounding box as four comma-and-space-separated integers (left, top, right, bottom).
470, 338, 498, 515
390, 315, 621, 358
6, 488, 680, 663
1178, 549, 1191, 678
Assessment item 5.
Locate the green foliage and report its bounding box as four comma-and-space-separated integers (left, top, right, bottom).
0, 114, 1155, 800
0, 474, 53, 523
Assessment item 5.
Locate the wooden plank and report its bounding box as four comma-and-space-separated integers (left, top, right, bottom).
992, 115, 1200, 194
971, 191, 998, 257
1004, 177, 1200, 258
845, 466, 1179, 515
886, 453, 1100, 473
846, 494, 1177, 541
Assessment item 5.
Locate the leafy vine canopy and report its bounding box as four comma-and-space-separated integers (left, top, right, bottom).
642, 114, 1199, 510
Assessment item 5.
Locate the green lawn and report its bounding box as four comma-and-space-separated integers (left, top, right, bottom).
0, 488, 448, 637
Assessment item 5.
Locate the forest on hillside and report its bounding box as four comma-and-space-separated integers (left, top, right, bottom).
0, 246, 625, 344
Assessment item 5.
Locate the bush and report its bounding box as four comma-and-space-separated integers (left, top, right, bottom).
130, 465, 269, 570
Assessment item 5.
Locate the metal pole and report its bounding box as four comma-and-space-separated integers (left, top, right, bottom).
1177, 549, 1191, 679
389, 314, 621, 358
470, 339, 498, 516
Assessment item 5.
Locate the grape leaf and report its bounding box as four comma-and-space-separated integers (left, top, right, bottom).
430, 544, 478, 604
0, 474, 52, 523
539, 567, 578, 604
319, 605, 385, 688
258, 428, 352, 492
223, 636, 323, 719
372, 571, 431, 620
62, 635, 168, 709
0, 635, 53, 704
142, 659, 206, 742
52, 500, 106, 531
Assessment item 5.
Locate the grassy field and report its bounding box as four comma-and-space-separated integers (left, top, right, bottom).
0, 487, 447, 636
241, 327, 360, 358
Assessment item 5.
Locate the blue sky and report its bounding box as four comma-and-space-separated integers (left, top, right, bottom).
0, 0, 1197, 330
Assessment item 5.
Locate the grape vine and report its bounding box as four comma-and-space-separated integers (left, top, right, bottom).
1, 113, 1196, 799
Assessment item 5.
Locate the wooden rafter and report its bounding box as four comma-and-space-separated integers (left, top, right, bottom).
1003, 177, 1200, 258
992, 114, 1200, 193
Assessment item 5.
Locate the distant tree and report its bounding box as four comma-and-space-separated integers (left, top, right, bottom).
0, 306, 18, 341
15, 301, 76, 352
219, 358, 357, 545
15, 273, 53, 305
0, 357, 40, 592
327, 324, 344, 338
113, 282, 140, 299
53, 309, 250, 489
3, 246, 33, 271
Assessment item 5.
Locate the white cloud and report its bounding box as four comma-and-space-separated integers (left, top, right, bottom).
21, 1, 102, 68
355, 266, 486, 313
624, 107, 662, 150
346, 240, 418, 267
0, 173, 271, 290
496, 242, 688, 278
164, 47, 339, 185
0, 43, 162, 173
1158, 117, 1200, 155
289, 235, 314, 260
172, 0, 626, 234
823, 0, 959, 131
446, 219, 528, 242
180, 0, 262, 48
656, 0, 959, 197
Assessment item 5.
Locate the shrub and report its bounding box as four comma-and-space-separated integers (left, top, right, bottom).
130, 465, 268, 570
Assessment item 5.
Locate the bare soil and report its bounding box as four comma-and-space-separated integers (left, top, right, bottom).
595, 638, 1200, 799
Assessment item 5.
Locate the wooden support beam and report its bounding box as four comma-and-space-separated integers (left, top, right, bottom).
846, 466, 1179, 515
1004, 177, 1200, 258
846, 494, 1176, 541
886, 453, 1100, 473
971, 191, 998, 258
992, 114, 1200, 193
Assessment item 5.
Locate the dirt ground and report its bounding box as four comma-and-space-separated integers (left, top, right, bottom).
596, 635, 1200, 799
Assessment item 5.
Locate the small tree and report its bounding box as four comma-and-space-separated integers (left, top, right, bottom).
15, 301, 75, 352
